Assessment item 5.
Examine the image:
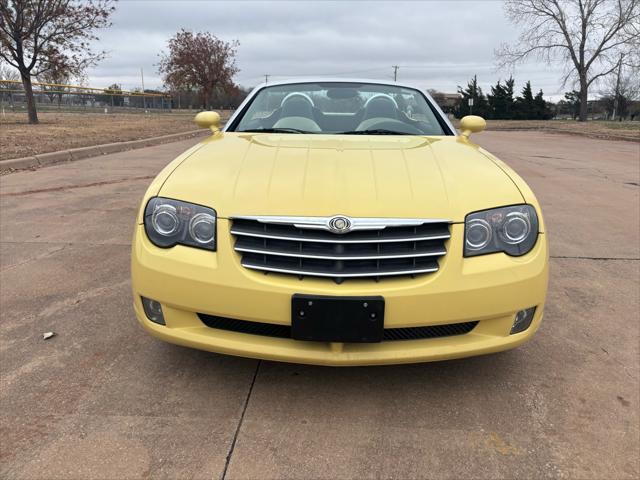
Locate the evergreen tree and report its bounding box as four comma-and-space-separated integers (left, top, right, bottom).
514, 81, 535, 119
487, 79, 513, 120
533, 89, 552, 119
456, 75, 489, 118
563, 91, 581, 120
504, 76, 516, 119
487, 80, 501, 119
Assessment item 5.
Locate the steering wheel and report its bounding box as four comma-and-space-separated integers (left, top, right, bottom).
355, 118, 424, 135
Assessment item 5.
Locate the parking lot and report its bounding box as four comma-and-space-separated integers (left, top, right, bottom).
1, 131, 638, 479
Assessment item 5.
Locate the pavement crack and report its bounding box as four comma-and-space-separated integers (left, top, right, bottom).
550, 255, 640, 261
0, 175, 154, 197
220, 360, 261, 480
1, 243, 68, 272
1, 240, 130, 247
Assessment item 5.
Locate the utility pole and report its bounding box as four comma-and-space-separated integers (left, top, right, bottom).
264, 74, 270, 84
392, 65, 399, 82
140, 67, 146, 110
612, 53, 624, 121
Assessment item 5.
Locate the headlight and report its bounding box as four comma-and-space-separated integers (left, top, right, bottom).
144, 197, 216, 251
464, 204, 538, 257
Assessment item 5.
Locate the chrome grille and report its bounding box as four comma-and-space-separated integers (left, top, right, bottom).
231, 215, 450, 283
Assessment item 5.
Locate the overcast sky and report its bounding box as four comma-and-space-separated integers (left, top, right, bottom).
87, 0, 568, 99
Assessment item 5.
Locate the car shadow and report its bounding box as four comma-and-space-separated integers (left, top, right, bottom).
156, 339, 528, 391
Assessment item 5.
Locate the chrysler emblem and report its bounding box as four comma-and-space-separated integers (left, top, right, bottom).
328, 215, 352, 234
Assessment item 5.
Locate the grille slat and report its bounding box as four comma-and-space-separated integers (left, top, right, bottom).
231, 217, 450, 282
240, 258, 439, 278
230, 222, 451, 244
198, 313, 478, 342
235, 242, 446, 260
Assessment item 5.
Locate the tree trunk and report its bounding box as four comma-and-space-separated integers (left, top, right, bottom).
20, 71, 39, 124
578, 76, 588, 122
202, 88, 211, 110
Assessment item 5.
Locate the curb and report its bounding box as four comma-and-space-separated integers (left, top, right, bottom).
1, 156, 39, 170
1, 129, 210, 173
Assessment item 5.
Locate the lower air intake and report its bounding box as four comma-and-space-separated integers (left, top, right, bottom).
198, 313, 478, 342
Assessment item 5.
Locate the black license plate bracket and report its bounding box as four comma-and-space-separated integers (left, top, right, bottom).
291, 294, 385, 343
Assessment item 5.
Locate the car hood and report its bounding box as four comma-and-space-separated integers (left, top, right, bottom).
159, 133, 524, 222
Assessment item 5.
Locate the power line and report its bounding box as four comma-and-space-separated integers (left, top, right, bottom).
244, 66, 392, 83
242, 64, 506, 85
397, 64, 494, 70
237, 64, 569, 94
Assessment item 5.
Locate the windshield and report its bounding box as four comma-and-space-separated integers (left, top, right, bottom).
229, 82, 450, 135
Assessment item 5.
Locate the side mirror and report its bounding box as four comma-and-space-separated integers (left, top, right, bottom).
194, 111, 221, 134
459, 115, 486, 140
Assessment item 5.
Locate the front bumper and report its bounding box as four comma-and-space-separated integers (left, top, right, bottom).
131, 221, 548, 366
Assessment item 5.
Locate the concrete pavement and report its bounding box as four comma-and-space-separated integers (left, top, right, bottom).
1, 132, 639, 479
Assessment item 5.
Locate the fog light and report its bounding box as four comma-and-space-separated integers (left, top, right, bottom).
141, 297, 165, 325
510, 307, 536, 334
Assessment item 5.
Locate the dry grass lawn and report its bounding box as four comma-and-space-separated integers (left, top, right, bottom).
480, 119, 639, 142
1, 111, 231, 161
1, 111, 637, 161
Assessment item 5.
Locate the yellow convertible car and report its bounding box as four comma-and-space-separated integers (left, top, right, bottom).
131, 79, 548, 366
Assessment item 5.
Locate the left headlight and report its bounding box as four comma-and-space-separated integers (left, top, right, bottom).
144, 197, 216, 251
464, 204, 539, 257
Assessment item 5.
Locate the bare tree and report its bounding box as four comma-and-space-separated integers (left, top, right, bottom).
598, 63, 640, 119
159, 29, 239, 110
0, 0, 115, 124
0, 59, 17, 80
0, 59, 18, 107
496, 0, 640, 121
614, 68, 640, 101
427, 88, 447, 108
37, 53, 77, 107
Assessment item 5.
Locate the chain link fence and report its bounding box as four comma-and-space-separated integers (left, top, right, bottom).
0, 79, 172, 114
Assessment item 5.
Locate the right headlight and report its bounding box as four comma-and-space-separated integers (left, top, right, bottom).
464, 204, 539, 257
144, 197, 217, 251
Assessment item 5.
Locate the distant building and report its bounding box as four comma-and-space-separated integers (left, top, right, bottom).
428, 91, 461, 113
